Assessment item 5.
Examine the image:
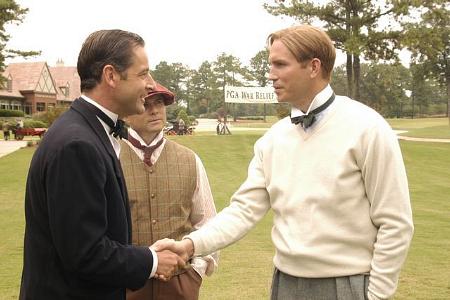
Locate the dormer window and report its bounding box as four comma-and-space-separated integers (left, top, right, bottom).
60, 82, 70, 98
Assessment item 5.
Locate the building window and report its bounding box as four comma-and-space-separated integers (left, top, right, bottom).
24, 105, 32, 115
11, 101, 22, 111
0, 100, 9, 110
36, 102, 46, 112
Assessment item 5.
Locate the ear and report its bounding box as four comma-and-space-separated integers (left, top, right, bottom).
103, 64, 119, 88
309, 58, 322, 79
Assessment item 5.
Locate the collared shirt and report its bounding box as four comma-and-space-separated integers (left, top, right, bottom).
80, 96, 159, 277
290, 84, 334, 132
81, 95, 121, 159
124, 128, 219, 277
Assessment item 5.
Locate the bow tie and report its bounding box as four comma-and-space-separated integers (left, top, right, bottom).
111, 119, 128, 139
82, 99, 128, 139
291, 93, 335, 129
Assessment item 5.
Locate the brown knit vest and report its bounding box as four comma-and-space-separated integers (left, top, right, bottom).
120, 139, 197, 246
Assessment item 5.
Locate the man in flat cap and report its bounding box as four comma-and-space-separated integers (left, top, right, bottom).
121, 83, 218, 300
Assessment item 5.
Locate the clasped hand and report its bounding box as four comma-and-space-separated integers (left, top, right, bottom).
150, 238, 194, 281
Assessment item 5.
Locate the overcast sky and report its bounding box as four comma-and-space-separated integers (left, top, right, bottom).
5, 0, 350, 70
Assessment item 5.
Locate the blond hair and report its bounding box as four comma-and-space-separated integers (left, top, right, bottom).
268, 25, 336, 79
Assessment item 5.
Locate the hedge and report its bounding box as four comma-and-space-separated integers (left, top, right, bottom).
0, 109, 24, 117
23, 120, 47, 128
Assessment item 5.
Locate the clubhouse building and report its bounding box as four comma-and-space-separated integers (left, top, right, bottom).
0, 60, 80, 115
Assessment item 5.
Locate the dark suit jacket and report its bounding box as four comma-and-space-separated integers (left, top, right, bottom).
19, 98, 153, 300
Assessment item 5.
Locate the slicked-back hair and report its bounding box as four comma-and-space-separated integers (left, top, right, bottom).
77, 29, 145, 92
268, 25, 336, 80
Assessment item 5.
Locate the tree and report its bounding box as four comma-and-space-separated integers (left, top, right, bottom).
248, 48, 273, 121
410, 63, 447, 118
152, 61, 190, 106
403, 0, 450, 123
249, 48, 270, 87
264, 0, 411, 101
330, 65, 348, 96
213, 53, 246, 121
188, 61, 222, 116
0, 0, 40, 84
359, 63, 411, 118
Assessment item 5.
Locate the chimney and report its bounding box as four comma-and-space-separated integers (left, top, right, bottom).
56, 58, 64, 67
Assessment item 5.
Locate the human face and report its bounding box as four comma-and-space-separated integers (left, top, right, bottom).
268, 39, 314, 109
115, 46, 155, 118
127, 95, 167, 142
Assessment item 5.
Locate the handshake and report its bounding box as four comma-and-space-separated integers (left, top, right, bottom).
150, 238, 195, 281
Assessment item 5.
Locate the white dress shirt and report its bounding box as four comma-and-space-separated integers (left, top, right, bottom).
80, 95, 121, 158
290, 84, 334, 132
80, 95, 159, 277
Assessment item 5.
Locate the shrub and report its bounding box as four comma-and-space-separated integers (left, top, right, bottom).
188, 115, 197, 125
23, 120, 47, 128
35, 105, 68, 127
276, 103, 290, 119
0, 109, 24, 117
177, 109, 190, 126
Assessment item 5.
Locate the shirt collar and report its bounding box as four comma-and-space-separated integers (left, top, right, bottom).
128, 128, 164, 147
81, 95, 118, 127
291, 84, 333, 117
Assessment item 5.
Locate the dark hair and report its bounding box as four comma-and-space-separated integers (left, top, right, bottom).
77, 29, 145, 91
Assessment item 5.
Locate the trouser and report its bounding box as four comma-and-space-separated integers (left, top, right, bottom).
126, 267, 202, 300
271, 268, 369, 300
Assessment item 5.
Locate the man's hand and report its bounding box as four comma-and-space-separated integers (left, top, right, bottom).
154, 249, 185, 281
152, 238, 194, 263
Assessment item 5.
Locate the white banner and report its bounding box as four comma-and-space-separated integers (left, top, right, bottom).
224, 86, 278, 104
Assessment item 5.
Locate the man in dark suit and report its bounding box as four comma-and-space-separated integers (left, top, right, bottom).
19, 30, 184, 300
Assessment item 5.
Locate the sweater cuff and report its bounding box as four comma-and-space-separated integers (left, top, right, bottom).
367, 290, 385, 300
184, 231, 204, 256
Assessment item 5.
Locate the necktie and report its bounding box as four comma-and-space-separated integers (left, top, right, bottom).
291, 93, 336, 129
83, 99, 128, 139
126, 134, 164, 167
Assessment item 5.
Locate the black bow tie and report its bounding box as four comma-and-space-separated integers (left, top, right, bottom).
82, 99, 128, 139
111, 119, 128, 139
291, 93, 335, 129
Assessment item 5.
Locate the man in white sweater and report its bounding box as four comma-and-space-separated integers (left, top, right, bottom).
154, 25, 414, 300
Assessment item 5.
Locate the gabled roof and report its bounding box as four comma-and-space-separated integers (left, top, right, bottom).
0, 89, 24, 98
4, 62, 49, 92
50, 66, 81, 101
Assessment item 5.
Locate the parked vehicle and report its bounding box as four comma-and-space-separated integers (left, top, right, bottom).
12, 127, 46, 140
164, 121, 194, 135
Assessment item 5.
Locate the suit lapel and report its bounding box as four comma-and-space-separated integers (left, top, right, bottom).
71, 98, 132, 241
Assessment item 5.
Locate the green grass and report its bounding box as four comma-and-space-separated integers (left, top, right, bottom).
386, 117, 448, 130
229, 117, 450, 139
1, 132, 450, 299
398, 126, 450, 139
393, 142, 450, 300
0, 147, 34, 299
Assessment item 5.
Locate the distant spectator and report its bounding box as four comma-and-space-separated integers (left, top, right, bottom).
178, 118, 185, 135
2, 123, 10, 140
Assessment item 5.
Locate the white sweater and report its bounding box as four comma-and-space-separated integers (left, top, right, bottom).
188, 92, 413, 299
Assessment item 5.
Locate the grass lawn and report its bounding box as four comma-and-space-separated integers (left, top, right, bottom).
229, 116, 450, 139
1, 132, 449, 299
386, 117, 448, 130
0, 147, 34, 299
398, 126, 450, 139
